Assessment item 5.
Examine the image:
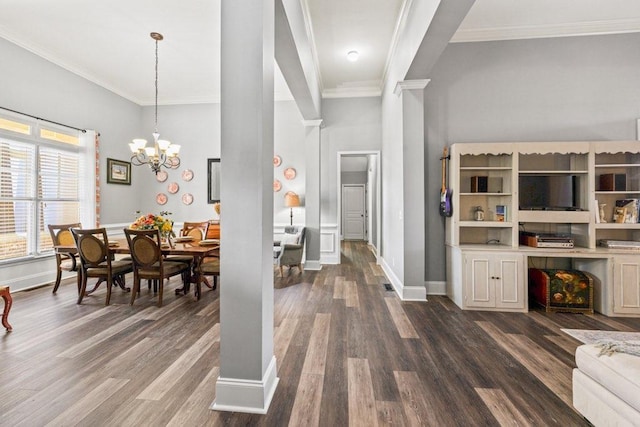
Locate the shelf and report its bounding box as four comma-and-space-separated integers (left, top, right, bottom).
518, 210, 591, 223
595, 223, 640, 229
519, 170, 588, 174
595, 191, 640, 195
595, 164, 640, 168
460, 166, 512, 171
460, 192, 511, 197
459, 221, 512, 228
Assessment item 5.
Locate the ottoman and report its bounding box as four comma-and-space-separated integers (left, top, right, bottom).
573, 343, 640, 426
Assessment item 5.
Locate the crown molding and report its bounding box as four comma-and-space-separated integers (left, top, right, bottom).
393, 79, 430, 96
452, 19, 640, 43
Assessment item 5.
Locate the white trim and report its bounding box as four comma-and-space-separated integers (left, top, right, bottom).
426, 280, 446, 296
394, 79, 430, 96
322, 86, 381, 99
451, 19, 640, 43
303, 260, 322, 271
380, 256, 427, 301
302, 119, 323, 128
211, 356, 279, 414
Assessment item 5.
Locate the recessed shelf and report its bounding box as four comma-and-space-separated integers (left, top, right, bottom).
459, 192, 512, 197
519, 170, 588, 174
595, 223, 640, 230
595, 163, 640, 168
460, 166, 512, 171
459, 221, 513, 228
595, 191, 640, 195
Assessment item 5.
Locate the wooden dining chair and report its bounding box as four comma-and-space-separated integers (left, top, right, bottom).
48, 223, 81, 293
168, 221, 210, 286
0, 286, 13, 332
72, 228, 133, 305
124, 228, 191, 307
200, 257, 220, 291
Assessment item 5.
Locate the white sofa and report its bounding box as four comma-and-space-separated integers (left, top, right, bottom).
573, 343, 640, 426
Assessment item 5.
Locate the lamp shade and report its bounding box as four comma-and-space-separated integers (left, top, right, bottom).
284, 192, 300, 207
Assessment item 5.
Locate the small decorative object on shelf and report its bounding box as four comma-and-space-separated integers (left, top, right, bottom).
496, 205, 507, 222
599, 203, 607, 223
474, 206, 484, 221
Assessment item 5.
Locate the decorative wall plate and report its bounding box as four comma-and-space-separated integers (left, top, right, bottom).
156, 170, 168, 182
168, 182, 179, 194
181, 169, 194, 182
169, 157, 180, 167
156, 193, 168, 205
284, 167, 296, 180
273, 179, 282, 192
273, 155, 282, 167
182, 193, 194, 205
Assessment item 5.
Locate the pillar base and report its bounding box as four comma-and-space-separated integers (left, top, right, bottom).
211, 356, 279, 414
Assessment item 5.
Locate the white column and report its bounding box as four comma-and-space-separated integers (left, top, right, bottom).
303, 119, 322, 270
394, 79, 430, 300
212, 0, 278, 414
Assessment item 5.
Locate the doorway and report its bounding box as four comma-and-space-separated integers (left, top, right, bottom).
337, 151, 381, 258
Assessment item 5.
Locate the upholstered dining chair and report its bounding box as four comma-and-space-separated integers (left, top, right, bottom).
124, 228, 191, 307
200, 257, 220, 290
275, 226, 306, 276
71, 228, 133, 305
48, 222, 81, 293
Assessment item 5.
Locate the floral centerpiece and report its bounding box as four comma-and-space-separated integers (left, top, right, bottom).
130, 211, 175, 242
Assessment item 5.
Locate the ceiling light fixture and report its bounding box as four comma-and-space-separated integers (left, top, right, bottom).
129, 32, 180, 175
347, 50, 359, 62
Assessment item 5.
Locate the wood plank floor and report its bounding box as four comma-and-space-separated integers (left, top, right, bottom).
2, 241, 640, 426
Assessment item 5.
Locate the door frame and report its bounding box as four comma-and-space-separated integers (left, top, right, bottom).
337, 150, 381, 259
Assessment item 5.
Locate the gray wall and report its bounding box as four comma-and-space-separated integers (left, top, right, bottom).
341, 171, 367, 184
424, 32, 640, 282
320, 97, 383, 226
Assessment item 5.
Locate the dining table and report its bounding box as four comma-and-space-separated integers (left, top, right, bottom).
54, 236, 220, 301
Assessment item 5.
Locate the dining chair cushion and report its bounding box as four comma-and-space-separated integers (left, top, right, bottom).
84, 260, 133, 277
200, 258, 220, 275
137, 261, 189, 279
57, 229, 75, 246
131, 237, 160, 266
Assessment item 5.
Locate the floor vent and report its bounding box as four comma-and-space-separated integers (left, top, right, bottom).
383, 283, 393, 291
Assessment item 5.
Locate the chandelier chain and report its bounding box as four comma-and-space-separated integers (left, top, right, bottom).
154, 37, 159, 132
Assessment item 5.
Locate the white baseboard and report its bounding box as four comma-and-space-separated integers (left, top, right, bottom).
426, 281, 446, 295
379, 256, 427, 301
303, 260, 322, 271
211, 356, 279, 414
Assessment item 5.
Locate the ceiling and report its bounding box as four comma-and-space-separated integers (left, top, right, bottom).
1, 0, 639, 105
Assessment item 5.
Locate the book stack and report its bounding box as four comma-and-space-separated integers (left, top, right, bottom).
496, 205, 507, 222
613, 199, 640, 223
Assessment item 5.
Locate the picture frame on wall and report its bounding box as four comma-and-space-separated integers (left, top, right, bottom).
106, 158, 131, 185
207, 158, 221, 203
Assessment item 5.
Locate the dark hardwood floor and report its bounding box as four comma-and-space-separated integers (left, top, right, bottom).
2, 241, 639, 426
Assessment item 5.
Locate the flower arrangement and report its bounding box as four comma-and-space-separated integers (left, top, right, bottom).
130, 211, 174, 236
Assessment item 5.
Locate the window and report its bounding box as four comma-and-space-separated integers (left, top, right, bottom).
0, 114, 92, 262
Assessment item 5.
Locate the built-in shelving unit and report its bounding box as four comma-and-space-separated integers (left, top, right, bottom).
445, 141, 640, 317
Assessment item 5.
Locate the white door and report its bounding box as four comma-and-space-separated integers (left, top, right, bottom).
342, 184, 365, 240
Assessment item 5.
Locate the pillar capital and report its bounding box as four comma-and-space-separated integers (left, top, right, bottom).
394, 79, 430, 96
302, 119, 323, 128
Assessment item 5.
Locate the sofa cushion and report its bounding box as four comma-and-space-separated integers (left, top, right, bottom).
575, 343, 640, 411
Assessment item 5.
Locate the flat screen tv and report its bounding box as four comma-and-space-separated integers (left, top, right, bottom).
519, 175, 577, 210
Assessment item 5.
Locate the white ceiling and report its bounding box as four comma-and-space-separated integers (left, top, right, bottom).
1, 0, 639, 105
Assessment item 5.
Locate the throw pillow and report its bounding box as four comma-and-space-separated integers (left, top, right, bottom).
281, 233, 299, 245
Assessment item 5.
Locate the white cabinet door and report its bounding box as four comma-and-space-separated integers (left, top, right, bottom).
464, 251, 525, 310
464, 254, 495, 308
495, 254, 525, 310
612, 256, 640, 315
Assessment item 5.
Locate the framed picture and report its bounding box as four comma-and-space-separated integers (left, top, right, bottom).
207, 158, 221, 203
106, 158, 131, 185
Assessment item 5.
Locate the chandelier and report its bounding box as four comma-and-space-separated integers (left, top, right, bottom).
129, 32, 180, 174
